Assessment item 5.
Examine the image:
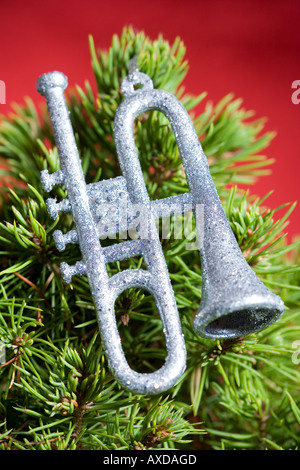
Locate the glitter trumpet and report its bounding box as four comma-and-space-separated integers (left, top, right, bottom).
36, 67, 284, 395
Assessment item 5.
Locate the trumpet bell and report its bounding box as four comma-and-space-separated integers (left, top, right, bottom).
194, 288, 284, 340
193, 225, 285, 339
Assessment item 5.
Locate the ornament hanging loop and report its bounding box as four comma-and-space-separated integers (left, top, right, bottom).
121, 70, 153, 97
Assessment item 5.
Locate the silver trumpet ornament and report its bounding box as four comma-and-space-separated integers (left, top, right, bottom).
36, 66, 284, 395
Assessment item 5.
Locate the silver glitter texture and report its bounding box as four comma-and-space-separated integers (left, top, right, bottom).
36, 68, 284, 395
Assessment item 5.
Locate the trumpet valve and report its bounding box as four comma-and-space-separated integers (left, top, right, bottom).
46, 197, 72, 220
53, 229, 79, 252
40, 169, 64, 193
60, 260, 86, 284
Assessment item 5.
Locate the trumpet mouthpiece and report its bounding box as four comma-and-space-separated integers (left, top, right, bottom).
36, 71, 68, 96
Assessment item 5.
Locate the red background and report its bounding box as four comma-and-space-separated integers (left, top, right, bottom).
0, 0, 299, 240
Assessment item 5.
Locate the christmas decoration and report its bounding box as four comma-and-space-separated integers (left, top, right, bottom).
36, 62, 284, 395
0, 28, 299, 450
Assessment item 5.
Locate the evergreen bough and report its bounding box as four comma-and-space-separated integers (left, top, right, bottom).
0, 27, 299, 450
